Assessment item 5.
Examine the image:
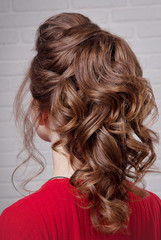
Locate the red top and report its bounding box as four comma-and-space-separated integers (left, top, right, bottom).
0, 178, 161, 240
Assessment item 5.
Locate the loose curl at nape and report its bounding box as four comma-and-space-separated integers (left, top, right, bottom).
13, 12, 159, 234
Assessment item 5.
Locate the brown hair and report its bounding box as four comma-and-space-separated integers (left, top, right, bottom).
13, 12, 159, 234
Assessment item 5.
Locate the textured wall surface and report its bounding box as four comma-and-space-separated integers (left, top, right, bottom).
0, 0, 161, 214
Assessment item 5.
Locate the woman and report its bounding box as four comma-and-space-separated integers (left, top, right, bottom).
0, 12, 161, 239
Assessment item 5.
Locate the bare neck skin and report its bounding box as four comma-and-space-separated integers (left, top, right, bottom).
51, 144, 75, 178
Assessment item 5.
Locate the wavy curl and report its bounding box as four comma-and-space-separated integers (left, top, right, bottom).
13, 13, 159, 234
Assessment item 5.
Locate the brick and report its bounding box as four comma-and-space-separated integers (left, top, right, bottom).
0, 12, 51, 28
13, 0, 68, 11
0, 0, 9, 12
128, 39, 161, 54
0, 183, 21, 198
145, 55, 161, 69
109, 25, 134, 39
0, 153, 18, 168
0, 45, 35, 60
151, 104, 161, 133
152, 84, 161, 101
156, 146, 161, 158
157, 100, 161, 115
136, 55, 147, 69
0, 30, 19, 44
112, 7, 161, 21
131, 0, 161, 6
0, 151, 50, 169
21, 28, 36, 43
143, 70, 161, 84
0, 12, 108, 29
138, 23, 161, 38
0, 61, 28, 76
144, 174, 161, 193
156, 156, 161, 166
0, 139, 17, 152
0, 77, 10, 91
155, 151, 161, 163
77, 10, 108, 25
0, 107, 12, 121
0, 92, 15, 107
11, 76, 24, 90
0, 122, 17, 138
156, 155, 161, 168
72, 0, 126, 8
0, 166, 14, 183
137, 54, 161, 70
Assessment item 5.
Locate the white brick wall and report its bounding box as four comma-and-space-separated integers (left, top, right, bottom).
0, 0, 161, 214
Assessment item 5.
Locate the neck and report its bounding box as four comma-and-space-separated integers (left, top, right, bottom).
52, 146, 75, 178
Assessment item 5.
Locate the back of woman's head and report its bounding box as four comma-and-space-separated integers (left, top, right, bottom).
14, 12, 159, 234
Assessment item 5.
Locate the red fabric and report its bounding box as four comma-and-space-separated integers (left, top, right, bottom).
0, 178, 161, 240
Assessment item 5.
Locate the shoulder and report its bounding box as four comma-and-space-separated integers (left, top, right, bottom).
124, 189, 161, 239
128, 189, 161, 227
128, 188, 161, 213
144, 190, 161, 216
1, 178, 70, 217
0, 198, 41, 239
129, 189, 161, 207
0, 179, 70, 239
